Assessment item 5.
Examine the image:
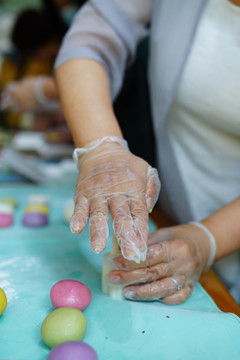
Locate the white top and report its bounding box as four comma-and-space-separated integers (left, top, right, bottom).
167, 0, 240, 301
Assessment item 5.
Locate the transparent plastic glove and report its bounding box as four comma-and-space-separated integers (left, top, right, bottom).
71, 136, 160, 263
0, 76, 60, 112
109, 222, 216, 304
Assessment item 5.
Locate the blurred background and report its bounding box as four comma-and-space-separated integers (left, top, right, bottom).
0, 0, 85, 185
0, 0, 155, 186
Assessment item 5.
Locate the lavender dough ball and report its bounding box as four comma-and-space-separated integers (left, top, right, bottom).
22, 212, 48, 227
47, 341, 98, 360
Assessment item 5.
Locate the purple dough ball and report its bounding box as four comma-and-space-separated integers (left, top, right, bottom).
22, 212, 48, 227
47, 341, 98, 360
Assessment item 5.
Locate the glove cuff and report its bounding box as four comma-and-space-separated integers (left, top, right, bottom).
189, 221, 217, 270
34, 76, 60, 111
73, 136, 129, 166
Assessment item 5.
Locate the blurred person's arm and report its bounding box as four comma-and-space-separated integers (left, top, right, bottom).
0, 76, 60, 112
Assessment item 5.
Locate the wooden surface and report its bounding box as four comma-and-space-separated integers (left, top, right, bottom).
150, 207, 240, 317
200, 270, 240, 316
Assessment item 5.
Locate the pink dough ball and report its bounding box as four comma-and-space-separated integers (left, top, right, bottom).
0, 213, 13, 228
50, 280, 92, 311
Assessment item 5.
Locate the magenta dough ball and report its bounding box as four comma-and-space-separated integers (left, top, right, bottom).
47, 341, 98, 360
50, 280, 92, 311
0, 213, 13, 228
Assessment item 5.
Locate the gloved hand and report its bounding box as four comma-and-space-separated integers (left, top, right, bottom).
108, 222, 216, 304
0, 76, 60, 112
71, 136, 161, 263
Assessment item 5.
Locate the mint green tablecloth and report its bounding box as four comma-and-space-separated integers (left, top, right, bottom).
0, 185, 239, 360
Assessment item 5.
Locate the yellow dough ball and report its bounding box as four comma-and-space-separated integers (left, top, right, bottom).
25, 204, 49, 214
0, 288, 7, 315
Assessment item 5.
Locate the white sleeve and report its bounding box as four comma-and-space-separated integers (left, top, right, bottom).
54, 0, 153, 99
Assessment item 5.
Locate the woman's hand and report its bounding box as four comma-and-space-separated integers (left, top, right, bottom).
70, 137, 160, 263
1, 78, 36, 111
0, 76, 60, 112
109, 222, 216, 304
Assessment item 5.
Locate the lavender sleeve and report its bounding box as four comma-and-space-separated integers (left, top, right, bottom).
54, 0, 152, 99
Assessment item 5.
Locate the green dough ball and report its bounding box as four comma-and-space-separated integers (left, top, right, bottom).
41, 307, 87, 348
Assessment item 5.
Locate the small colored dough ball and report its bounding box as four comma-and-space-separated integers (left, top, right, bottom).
25, 204, 49, 215
0, 288, 7, 315
0, 197, 17, 209
22, 212, 48, 227
47, 341, 98, 360
50, 280, 92, 311
0, 203, 14, 228
63, 200, 74, 224
41, 307, 87, 348
28, 194, 49, 205
0, 213, 13, 228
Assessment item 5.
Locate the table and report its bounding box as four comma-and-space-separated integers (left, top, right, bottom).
0, 184, 240, 360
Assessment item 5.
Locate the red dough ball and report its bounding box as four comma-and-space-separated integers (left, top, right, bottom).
50, 280, 92, 311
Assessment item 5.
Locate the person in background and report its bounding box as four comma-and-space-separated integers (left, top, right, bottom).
0, 1, 87, 117
0, 7, 64, 129
0, 0, 150, 145
42, 0, 86, 29
53, 0, 240, 305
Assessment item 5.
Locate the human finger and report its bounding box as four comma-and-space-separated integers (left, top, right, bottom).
113, 238, 173, 270
123, 276, 185, 301
88, 196, 109, 253
110, 194, 146, 263
109, 261, 171, 285
161, 286, 193, 305
129, 195, 149, 255
145, 166, 161, 212
70, 194, 89, 234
